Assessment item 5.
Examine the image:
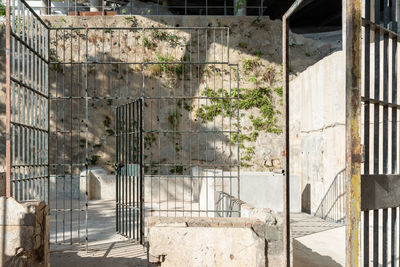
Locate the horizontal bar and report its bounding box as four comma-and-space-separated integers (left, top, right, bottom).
51, 96, 239, 100
11, 176, 49, 182
51, 26, 229, 30
12, 0, 50, 29
362, 18, 400, 39
143, 175, 239, 178
11, 32, 49, 64
50, 208, 86, 212
11, 77, 49, 99
117, 130, 239, 136
50, 61, 230, 65
12, 163, 49, 167
361, 174, 400, 210
11, 121, 49, 133
362, 96, 400, 109
146, 209, 240, 213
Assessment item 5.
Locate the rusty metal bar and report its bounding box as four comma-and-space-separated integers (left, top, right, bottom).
345, 0, 362, 266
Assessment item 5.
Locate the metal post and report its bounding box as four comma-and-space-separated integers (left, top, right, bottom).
344, 0, 361, 266
6, 0, 11, 198
282, 15, 290, 267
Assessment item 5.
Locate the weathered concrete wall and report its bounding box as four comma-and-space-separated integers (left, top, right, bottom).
289, 50, 345, 214
147, 217, 267, 267
0, 197, 49, 267
147, 200, 290, 267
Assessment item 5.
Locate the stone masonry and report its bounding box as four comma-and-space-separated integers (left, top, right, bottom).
0, 197, 49, 267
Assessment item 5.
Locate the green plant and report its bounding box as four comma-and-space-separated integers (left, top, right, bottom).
0, 3, 5, 16
103, 115, 112, 128
168, 110, 182, 128
143, 37, 157, 50
169, 165, 184, 175
235, 0, 246, 14
274, 87, 283, 97
242, 57, 260, 74
89, 155, 100, 165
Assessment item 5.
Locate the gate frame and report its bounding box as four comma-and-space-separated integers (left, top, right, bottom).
282, 0, 362, 266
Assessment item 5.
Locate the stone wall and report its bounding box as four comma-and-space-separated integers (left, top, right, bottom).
289, 50, 346, 214
0, 15, 337, 174
0, 197, 49, 267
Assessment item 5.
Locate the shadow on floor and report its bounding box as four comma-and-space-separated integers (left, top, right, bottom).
51, 240, 155, 267
293, 240, 342, 267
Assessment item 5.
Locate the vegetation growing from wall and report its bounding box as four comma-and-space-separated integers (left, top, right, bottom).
195, 83, 282, 167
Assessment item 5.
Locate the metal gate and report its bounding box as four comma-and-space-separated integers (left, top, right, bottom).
115, 99, 144, 243
284, 0, 400, 266
5, 0, 50, 202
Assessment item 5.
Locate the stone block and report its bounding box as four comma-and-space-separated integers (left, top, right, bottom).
0, 197, 49, 267
147, 217, 266, 267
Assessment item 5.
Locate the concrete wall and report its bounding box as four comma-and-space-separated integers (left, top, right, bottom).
289, 50, 346, 214
240, 171, 301, 212
0, 197, 49, 267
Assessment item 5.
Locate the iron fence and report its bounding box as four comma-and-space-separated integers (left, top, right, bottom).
27, 0, 267, 16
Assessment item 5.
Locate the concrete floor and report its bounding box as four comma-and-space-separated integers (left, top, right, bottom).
50, 199, 151, 267
292, 213, 345, 266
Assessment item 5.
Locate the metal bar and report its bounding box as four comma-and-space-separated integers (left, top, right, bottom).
362, 18, 400, 39
373, 0, 380, 265
345, 0, 362, 266
6, 0, 12, 197
282, 14, 290, 267
363, 2, 371, 264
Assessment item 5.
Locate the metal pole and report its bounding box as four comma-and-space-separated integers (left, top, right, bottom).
282, 15, 290, 267
6, 0, 11, 198
344, 0, 361, 266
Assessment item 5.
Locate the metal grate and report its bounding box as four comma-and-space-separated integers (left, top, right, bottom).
115, 98, 144, 243
6, 0, 50, 202
361, 0, 400, 265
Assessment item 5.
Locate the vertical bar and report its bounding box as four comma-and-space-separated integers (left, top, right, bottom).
345, 0, 362, 266
282, 15, 290, 267
391, 1, 399, 265
382, 1, 390, 265
373, 0, 380, 265
363, 0, 371, 265
140, 98, 144, 244
6, 0, 11, 197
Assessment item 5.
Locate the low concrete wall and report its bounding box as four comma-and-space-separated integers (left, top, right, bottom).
0, 197, 49, 267
147, 217, 267, 267
147, 200, 290, 267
